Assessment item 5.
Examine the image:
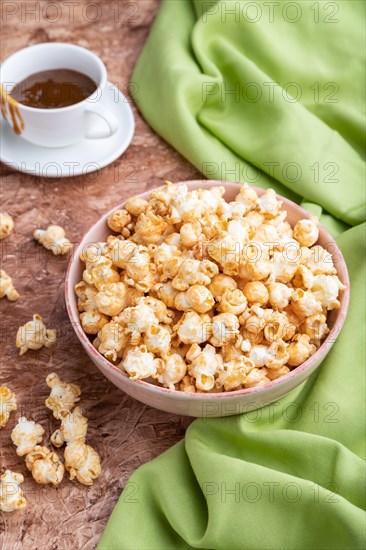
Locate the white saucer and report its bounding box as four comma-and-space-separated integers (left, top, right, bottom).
0, 82, 135, 177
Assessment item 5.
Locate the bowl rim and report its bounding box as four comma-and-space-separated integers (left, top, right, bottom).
65, 180, 350, 400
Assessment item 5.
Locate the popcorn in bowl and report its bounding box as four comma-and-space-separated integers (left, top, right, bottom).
75, 182, 346, 394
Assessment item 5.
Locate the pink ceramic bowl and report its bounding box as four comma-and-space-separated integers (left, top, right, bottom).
65, 180, 350, 417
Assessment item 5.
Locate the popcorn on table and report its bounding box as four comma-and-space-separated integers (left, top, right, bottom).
0, 470, 27, 512
16, 314, 56, 355
0, 385, 17, 428
11, 417, 45, 456
34, 224, 73, 255
0, 212, 14, 240
25, 446, 65, 486
75, 182, 346, 392
0, 270, 20, 301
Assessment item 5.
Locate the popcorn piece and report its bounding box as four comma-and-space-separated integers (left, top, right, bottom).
0, 212, 14, 240
175, 284, 215, 314
0, 269, 20, 301
80, 310, 109, 335
83, 256, 119, 290
50, 407, 88, 447
155, 281, 179, 308
97, 321, 128, 362
134, 208, 167, 244
180, 222, 202, 248
310, 275, 345, 310
287, 334, 316, 367
172, 259, 218, 291
121, 345, 160, 380
217, 357, 254, 391
301, 313, 329, 345
244, 367, 270, 388
107, 209, 131, 233
45, 372, 81, 419
0, 385, 17, 428
257, 189, 281, 217
267, 282, 293, 310
210, 313, 239, 347
95, 282, 126, 316
144, 324, 171, 355
16, 314, 56, 356
64, 440, 101, 486
242, 281, 269, 306
175, 311, 212, 344
306, 246, 337, 275
208, 274, 237, 299
293, 217, 319, 247
291, 289, 322, 318
0, 470, 26, 512
34, 225, 73, 255
268, 251, 299, 283
125, 196, 149, 216
239, 244, 271, 281
186, 344, 223, 391
217, 288, 247, 315
234, 183, 258, 212
25, 446, 65, 485
11, 417, 44, 456
157, 354, 187, 390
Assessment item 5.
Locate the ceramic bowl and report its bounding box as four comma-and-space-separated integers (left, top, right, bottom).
65, 180, 350, 417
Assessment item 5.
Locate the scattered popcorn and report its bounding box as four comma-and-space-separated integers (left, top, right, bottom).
11, 417, 45, 456
64, 440, 101, 486
34, 225, 73, 255
16, 314, 56, 356
293, 217, 319, 248
50, 407, 88, 447
0, 470, 26, 512
76, 182, 346, 392
25, 445, 65, 485
45, 372, 81, 419
0, 385, 17, 428
0, 269, 19, 301
0, 212, 14, 240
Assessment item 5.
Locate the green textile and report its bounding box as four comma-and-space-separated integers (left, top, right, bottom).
99, 1, 366, 548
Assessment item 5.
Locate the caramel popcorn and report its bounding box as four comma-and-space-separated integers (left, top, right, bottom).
0, 212, 14, 240
34, 225, 73, 255
16, 314, 56, 356
64, 440, 101, 486
50, 407, 88, 447
25, 446, 65, 485
0, 385, 17, 428
76, 182, 346, 392
0, 470, 27, 512
11, 417, 45, 456
45, 372, 81, 419
0, 269, 19, 301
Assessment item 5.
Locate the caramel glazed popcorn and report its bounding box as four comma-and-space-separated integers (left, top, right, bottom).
75, 182, 345, 393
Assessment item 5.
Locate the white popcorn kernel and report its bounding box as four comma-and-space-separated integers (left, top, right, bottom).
0, 470, 27, 512
11, 417, 45, 456
50, 407, 88, 447
0, 385, 17, 428
267, 282, 293, 310
34, 225, 72, 255
25, 446, 65, 486
175, 311, 212, 344
0, 269, 19, 301
0, 212, 14, 240
64, 440, 101, 486
157, 354, 187, 390
45, 372, 81, 419
310, 275, 345, 310
121, 345, 159, 380
293, 217, 319, 247
144, 324, 171, 355
16, 314, 56, 356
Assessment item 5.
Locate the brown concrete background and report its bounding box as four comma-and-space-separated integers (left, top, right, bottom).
0, 2, 200, 547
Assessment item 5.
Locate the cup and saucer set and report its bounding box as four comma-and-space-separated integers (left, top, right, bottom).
0, 43, 135, 177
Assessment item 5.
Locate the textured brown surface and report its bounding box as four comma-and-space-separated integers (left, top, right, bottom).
0, 2, 200, 548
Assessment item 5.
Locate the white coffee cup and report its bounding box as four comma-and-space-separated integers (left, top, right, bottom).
0, 42, 118, 148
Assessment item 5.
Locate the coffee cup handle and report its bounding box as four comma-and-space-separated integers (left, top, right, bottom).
84, 104, 118, 139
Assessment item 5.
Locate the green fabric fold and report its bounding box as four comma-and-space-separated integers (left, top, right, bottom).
99, 1, 365, 548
